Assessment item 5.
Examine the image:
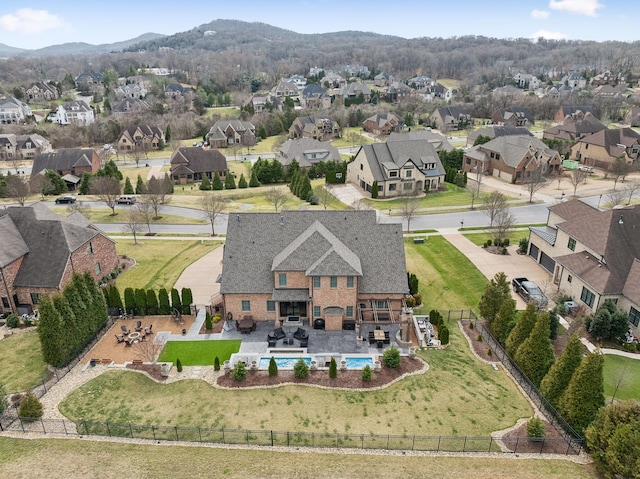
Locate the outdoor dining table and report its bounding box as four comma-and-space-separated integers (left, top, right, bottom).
238, 318, 256, 333
373, 329, 386, 341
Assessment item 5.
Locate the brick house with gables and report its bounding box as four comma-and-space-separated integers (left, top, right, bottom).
0, 204, 117, 315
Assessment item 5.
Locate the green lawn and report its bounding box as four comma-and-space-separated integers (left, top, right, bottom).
330, 127, 374, 148
464, 231, 530, 247
51, 207, 206, 225
0, 330, 48, 394
0, 437, 598, 479
603, 354, 640, 401
252, 134, 286, 154
115, 241, 220, 291
158, 340, 241, 366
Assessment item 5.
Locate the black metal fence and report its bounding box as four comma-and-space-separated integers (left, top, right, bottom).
0, 415, 580, 455
472, 319, 583, 453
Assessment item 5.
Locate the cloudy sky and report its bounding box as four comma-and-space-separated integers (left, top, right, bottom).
0, 0, 632, 50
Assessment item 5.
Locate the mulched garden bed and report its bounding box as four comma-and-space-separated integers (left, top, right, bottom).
216, 357, 425, 389
199, 320, 224, 334
460, 320, 496, 362
126, 363, 167, 382
501, 420, 580, 455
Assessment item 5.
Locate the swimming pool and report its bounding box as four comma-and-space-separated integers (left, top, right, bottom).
258, 356, 312, 369
343, 356, 374, 369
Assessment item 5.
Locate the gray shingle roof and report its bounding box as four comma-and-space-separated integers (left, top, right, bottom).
277, 138, 340, 167
475, 135, 556, 168
32, 149, 95, 176
359, 139, 444, 182
220, 211, 407, 295
170, 147, 228, 175
388, 130, 453, 152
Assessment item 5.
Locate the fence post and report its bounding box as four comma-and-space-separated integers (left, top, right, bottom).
40, 418, 45, 434
199, 427, 202, 443
222, 428, 225, 444
286, 431, 289, 447
539, 437, 545, 454
246, 430, 250, 445
463, 436, 467, 452
175, 426, 179, 441
361, 434, 364, 449
336, 433, 339, 448
152, 425, 156, 441
129, 423, 133, 438
437, 435, 441, 451
387, 434, 390, 450
270, 430, 273, 447
83, 420, 89, 435
106, 422, 111, 437
514, 436, 519, 454
62, 419, 67, 435
488, 436, 493, 452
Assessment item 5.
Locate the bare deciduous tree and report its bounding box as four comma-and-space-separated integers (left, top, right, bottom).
623, 180, 640, 205
145, 176, 171, 219
469, 165, 483, 210
483, 191, 507, 228
122, 209, 145, 244
570, 168, 589, 196
610, 156, 631, 190
201, 193, 226, 236
90, 176, 121, 215
522, 167, 548, 203
4, 175, 30, 206
265, 186, 288, 212
606, 190, 626, 208
135, 201, 154, 233
314, 185, 333, 210
134, 339, 163, 363
401, 190, 421, 233
494, 207, 516, 244
129, 142, 149, 168
30, 174, 53, 199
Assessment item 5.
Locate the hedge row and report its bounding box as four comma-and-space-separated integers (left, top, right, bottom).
105, 285, 193, 316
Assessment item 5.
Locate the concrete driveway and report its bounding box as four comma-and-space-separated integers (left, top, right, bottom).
443, 232, 554, 309
173, 245, 224, 308
326, 183, 366, 208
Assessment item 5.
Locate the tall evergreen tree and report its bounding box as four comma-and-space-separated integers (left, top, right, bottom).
79, 172, 92, 195
371, 180, 378, 198
37, 296, 65, 367
181, 287, 193, 314
491, 296, 516, 344
299, 174, 312, 201
165, 124, 172, 142
135, 174, 146, 194
200, 175, 212, 190
249, 170, 260, 187
158, 288, 171, 315
514, 312, 555, 387
146, 290, 159, 315
123, 177, 134, 194
558, 352, 605, 436
124, 287, 136, 315
52, 295, 77, 360
478, 272, 510, 325
540, 334, 583, 408
134, 288, 147, 315
212, 172, 223, 190
224, 172, 236, 189
63, 282, 89, 337
505, 303, 539, 357
171, 288, 182, 313
238, 173, 248, 188
82, 271, 107, 329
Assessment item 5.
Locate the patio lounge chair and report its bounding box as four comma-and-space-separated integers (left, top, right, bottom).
115, 334, 125, 343
144, 325, 153, 335
272, 327, 286, 340
293, 327, 308, 340
121, 325, 131, 335
299, 337, 309, 348
125, 339, 133, 347
135, 320, 143, 332
267, 335, 277, 347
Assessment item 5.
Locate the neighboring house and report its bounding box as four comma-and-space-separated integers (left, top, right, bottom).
75, 72, 103, 86
117, 125, 165, 152
0, 204, 118, 315
32, 148, 100, 188
416, 82, 452, 103
48, 100, 94, 125
111, 98, 151, 118
513, 73, 541, 90
528, 200, 640, 336
429, 107, 472, 131
0, 134, 51, 160
362, 112, 405, 135
571, 128, 640, 168
336, 82, 371, 105
561, 72, 587, 89
591, 70, 626, 87
271, 80, 299, 98
0, 96, 32, 124
625, 107, 640, 127
164, 83, 192, 98
347, 138, 445, 196
592, 85, 622, 99
206, 120, 256, 148
374, 72, 394, 87
114, 83, 147, 100
299, 84, 331, 110
25, 82, 59, 103
219, 210, 408, 329
493, 85, 525, 99
276, 138, 341, 167
462, 135, 561, 183
247, 93, 282, 113
407, 76, 434, 89
466, 126, 533, 147
341, 64, 370, 78
543, 113, 606, 144
289, 116, 341, 141
553, 105, 598, 123
169, 146, 228, 184
284, 75, 306, 90
381, 82, 414, 102
491, 107, 534, 126
323, 71, 346, 89
388, 130, 453, 152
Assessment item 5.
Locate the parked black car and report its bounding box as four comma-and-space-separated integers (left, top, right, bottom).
55, 195, 76, 204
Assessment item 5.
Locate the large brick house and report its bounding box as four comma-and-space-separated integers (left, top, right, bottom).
206, 120, 256, 149
32, 148, 100, 178
0, 204, 118, 315
571, 128, 640, 168
289, 116, 341, 141
169, 146, 228, 184
117, 125, 165, 152
528, 200, 640, 336
219, 211, 408, 330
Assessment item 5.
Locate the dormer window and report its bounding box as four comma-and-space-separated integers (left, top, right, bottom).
389, 171, 398, 177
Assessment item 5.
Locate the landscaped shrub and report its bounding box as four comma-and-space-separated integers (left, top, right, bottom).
212, 314, 221, 323
268, 356, 278, 377
486, 239, 492, 246
477, 334, 483, 342
501, 247, 508, 255
123, 287, 136, 315
407, 272, 419, 295
293, 358, 309, 378
439, 325, 450, 344
170, 288, 181, 313
145, 290, 159, 315
19, 392, 43, 420
181, 287, 193, 315
232, 362, 246, 381
205, 312, 212, 330
413, 293, 423, 306
134, 289, 147, 315
176, 358, 183, 372
5, 314, 20, 328
382, 346, 401, 368
405, 296, 416, 308
329, 357, 337, 378
487, 348, 492, 356
518, 238, 528, 254
526, 417, 546, 439
503, 238, 510, 246
158, 288, 170, 315
214, 356, 220, 371
469, 321, 474, 330
494, 239, 502, 247
362, 365, 372, 382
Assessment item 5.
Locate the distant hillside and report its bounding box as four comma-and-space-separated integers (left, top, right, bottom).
3, 33, 165, 57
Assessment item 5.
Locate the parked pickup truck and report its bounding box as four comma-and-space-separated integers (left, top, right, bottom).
512, 277, 548, 309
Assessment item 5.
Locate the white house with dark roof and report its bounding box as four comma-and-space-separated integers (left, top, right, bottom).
48, 100, 94, 125
219, 210, 408, 330
347, 139, 445, 197
528, 200, 640, 336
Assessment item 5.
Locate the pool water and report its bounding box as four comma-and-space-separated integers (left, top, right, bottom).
344, 357, 374, 369
259, 356, 312, 369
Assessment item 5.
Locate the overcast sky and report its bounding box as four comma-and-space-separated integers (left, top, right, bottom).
0, 0, 632, 50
